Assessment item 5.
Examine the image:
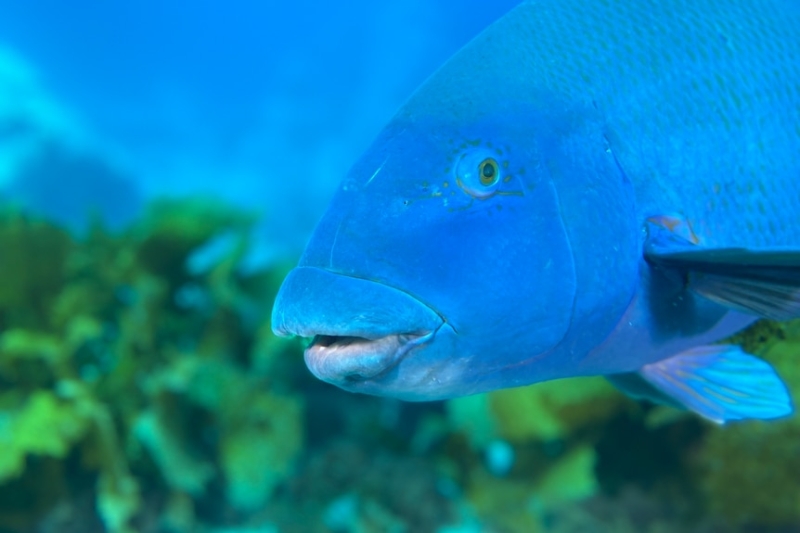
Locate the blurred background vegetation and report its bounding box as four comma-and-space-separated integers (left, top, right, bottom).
0, 198, 798, 532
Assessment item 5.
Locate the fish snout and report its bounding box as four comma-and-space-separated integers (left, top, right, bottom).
271, 266, 443, 387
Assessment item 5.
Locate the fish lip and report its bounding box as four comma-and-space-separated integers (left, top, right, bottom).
271, 266, 447, 340
271, 266, 447, 385
303, 326, 441, 384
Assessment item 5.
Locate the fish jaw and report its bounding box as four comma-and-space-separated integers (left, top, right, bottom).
271, 266, 445, 387
304, 330, 438, 384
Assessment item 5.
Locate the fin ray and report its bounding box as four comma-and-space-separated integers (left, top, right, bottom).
639, 345, 793, 424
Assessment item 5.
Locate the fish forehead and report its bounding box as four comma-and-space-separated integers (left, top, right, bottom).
340, 113, 539, 188
300, 125, 530, 296
313, 114, 546, 251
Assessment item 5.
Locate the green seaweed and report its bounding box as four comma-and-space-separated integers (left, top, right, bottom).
1, 195, 800, 532
0, 199, 303, 532
444, 377, 628, 531
0, 211, 72, 330
487, 377, 627, 443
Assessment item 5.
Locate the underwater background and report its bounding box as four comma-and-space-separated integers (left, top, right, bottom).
0, 1, 798, 532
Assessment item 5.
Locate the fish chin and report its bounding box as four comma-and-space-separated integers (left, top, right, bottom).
304, 332, 433, 384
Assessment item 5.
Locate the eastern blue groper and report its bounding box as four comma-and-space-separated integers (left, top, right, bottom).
272, 0, 800, 424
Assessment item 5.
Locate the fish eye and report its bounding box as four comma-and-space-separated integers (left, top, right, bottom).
454, 149, 504, 199
479, 158, 499, 186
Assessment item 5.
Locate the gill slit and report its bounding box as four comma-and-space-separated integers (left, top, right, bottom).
544, 175, 579, 357
492, 177, 577, 374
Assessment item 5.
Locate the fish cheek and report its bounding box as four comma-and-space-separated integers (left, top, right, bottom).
445, 183, 576, 370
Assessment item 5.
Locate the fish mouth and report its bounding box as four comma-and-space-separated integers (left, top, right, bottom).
304, 331, 436, 384
271, 266, 444, 388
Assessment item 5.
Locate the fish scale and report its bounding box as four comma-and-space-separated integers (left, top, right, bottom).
423, 0, 800, 247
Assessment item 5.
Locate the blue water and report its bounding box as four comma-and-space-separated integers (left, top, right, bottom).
0, 0, 517, 261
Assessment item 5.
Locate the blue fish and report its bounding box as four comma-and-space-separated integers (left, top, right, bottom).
272, 0, 800, 423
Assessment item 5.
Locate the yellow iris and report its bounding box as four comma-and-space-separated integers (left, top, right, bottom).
478, 158, 499, 186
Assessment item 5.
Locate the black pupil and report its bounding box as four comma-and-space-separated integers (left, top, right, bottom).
482, 162, 496, 179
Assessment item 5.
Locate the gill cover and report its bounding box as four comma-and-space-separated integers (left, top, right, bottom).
289, 106, 581, 398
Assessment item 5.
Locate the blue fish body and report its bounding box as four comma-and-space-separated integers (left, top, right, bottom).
272, 0, 800, 423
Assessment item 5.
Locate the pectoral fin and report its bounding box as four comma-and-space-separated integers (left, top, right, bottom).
608, 345, 792, 424
643, 216, 800, 320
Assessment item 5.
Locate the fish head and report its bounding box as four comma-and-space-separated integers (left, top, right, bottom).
272, 104, 583, 400
272, 1, 642, 398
